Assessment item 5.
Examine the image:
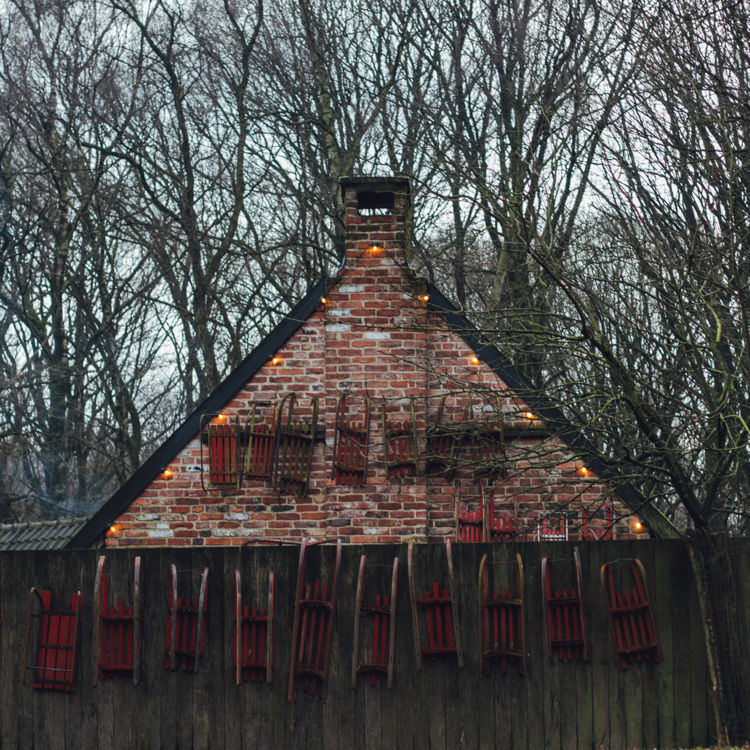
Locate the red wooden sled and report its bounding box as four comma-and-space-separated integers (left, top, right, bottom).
288, 538, 342, 702
408, 541, 464, 670
273, 393, 319, 497
425, 397, 469, 480
542, 548, 587, 662
165, 565, 209, 673
244, 401, 276, 480
382, 398, 420, 480
601, 558, 662, 669
456, 485, 514, 543
23, 587, 82, 691
352, 554, 399, 689
478, 553, 527, 675
332, 394, 370, 486
234, 568, 274, 684
200, 413, 241, 490
94, 555, 142, 686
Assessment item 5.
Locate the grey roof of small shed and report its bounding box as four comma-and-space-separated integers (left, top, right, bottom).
0, 518, 92, 550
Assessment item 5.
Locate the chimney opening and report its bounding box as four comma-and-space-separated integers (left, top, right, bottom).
357, 189, 395, 216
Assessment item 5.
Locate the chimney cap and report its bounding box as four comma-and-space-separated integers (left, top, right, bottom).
339, 176, 411, 207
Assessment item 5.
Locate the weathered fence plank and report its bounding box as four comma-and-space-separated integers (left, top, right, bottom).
1, 539, 747, 749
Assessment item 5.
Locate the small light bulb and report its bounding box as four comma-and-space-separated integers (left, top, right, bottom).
271, 357, 281, 366
419, 294, 429, 302
218, 413, 225, 420
371, 245, 381, 252
580, 466, 588, 475
109, 525, 117, 534
321, 297, 329, 305
525, 411, 535, 420
471, 356, 480, 365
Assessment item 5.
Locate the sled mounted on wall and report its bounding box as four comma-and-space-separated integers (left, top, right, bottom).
200, 413, 242, 490
288, 538, 342, 702
234, 568, 274, 684
601, 558, 661, 669
408, 541, 464, 670
542, 548, 587, 662
165, 565, 209, 673
478, 552, 527, 676
273, 393, 319, 497
382, 398, 420, 480
94, 555, 142, 686
23, 586, 82, 691
332, 394, 370, 486
352, 554, 399, 688
244, 401, 276, 480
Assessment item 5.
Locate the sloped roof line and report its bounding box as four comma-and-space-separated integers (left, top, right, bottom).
0, 517, 91, 550
425, 284, 678, 540
67, 279, 327, 549
67, 275, 678, 548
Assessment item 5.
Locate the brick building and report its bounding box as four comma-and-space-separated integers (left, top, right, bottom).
68, 177, 670, 549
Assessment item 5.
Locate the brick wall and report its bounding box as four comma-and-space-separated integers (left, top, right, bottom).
106, 179, 644, 548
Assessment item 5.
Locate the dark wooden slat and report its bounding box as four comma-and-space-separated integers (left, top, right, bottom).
639, 543, 659, 750
670, 542, 691, 748
1, 551, 20, 748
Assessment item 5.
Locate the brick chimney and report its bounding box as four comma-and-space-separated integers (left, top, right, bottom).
340, 177, 411, 267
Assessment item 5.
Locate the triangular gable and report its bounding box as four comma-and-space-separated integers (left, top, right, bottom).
69, 271, 676, 548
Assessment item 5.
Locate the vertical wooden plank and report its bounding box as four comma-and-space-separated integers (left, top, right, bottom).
606, 543, 626, 750
321, 541, 342, 750
411, 543, 432, 750
493, 541, 513, 750
574, 545, 592, 750
541, 546, 561, 750
672, 541, 691, 748
239, 547, 260, 750
687, 539, 708, 749
48, 549, 67, 750
587, 541, 610, 750
255, 544, 277, 750
622, 544, 644, 750
444, 543, 463, 750
18, 552, 34, 750
134, 549, 163, 750
111, 551, 133, 750
654, 540, 675, 749
525, 542, 545, 750
456, 542, 480, 750
512, 541, 536, 750
160, 549, 181, 750
395, 544, 415, 750
428, 542, 447, 750
33, 552, 51, 750
64, 550, 84, 750
80, 549, 99, 749
202, 547, 224, 750
272, 544, 294, 750
639, 541, 659, 750
556, 546, 578, 750
1, 552, 19, 749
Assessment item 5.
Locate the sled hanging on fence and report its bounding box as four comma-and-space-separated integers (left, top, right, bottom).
201, 413, 242, 490
425, 397, 469, 480
352, 554, 399, 689
456, 485, 514, 542
601, 558, 662, 670
244, 401, 276, 480
382, 398, 420, 480
408, 541, 464, 670
273, 393, 319, 497
478, 552, 527, 676
332, 394, 370, 486
542, 548, 587, 662
94, 556, 142, 686
288, 538, 342, 703
165, 565, 209, 673
23, 586, 82, 691
234, 568, 274, 684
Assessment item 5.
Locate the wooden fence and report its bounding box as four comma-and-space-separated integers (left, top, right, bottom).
0, 539, 740, 749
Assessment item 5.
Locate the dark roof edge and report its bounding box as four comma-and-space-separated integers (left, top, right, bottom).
426, 284, 680, 540
66, 279, 327, 549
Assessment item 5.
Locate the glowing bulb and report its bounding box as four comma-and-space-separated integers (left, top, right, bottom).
419, 294, 430, 302
371, 245, 381, 252
470, 356, 480, 365
109, 525, 117, 534
218, 413, 225, 420
270, 357, 281, 366
163, 469, 172, 478
321, 297, 329, 305
525, 411, 535, 420
580, 466, 589, 475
